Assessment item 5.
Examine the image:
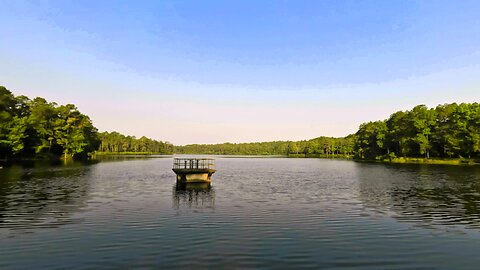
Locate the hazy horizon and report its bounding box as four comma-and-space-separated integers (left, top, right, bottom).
2, 0, 480, 145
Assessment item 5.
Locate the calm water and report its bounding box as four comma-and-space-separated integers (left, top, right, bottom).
1, 157, 480, 269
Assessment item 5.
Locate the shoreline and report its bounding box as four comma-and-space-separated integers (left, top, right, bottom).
177, 154, 480, 166
89, 152, 480, 165
2, 153, 479, 166
379, 157, 479, 166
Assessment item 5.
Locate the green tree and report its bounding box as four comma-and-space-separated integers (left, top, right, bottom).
410, 105, 437, 158
287, 142, 299, 155
7, 116, 28, 154
53, 104, 99, 159
355, 121, 387, 159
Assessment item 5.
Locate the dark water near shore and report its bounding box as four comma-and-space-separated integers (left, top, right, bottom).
1, 157, 480, 269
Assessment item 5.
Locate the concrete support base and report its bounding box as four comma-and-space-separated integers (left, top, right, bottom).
176, 172, 212, 183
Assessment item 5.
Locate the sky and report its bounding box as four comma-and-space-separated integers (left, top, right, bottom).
1, 0, 480, 145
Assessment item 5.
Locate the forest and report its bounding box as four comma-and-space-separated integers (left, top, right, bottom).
175, 136, 355, 157
97, 131, 174, 154
0, 86, 172, 159
354, 103, 480, 160
178, 103, 480, 161
0, 86, 99, 159
1, 86, 479, 161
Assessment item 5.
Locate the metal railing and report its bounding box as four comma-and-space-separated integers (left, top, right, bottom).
173, 158, 215, 170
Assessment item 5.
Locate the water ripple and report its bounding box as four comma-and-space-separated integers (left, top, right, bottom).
1, 158, 480, 269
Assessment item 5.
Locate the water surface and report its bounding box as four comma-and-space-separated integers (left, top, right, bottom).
1, 157, 480, 269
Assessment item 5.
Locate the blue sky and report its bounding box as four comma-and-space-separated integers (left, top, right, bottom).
1, 0, 480, 144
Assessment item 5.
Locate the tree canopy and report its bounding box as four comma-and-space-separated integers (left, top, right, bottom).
0, 86, 100, 159
98, 131, 173, 154
176, 103, 480, 161
175, 136, 355, 157
2, 86, 478, 161
355, 103, 480, 160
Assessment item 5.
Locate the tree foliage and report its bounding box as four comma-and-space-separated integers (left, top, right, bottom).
98, 131, 174, 154
2, 86, 478, 161
355, 103, 480, 159
176, 103, 479, 160
0, 86, 100, 159
175, 136, 355, 157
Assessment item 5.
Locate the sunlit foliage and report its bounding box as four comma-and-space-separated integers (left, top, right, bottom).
98, 132, 173, 154
355, 103, 480, 159
0, 86, 100, 159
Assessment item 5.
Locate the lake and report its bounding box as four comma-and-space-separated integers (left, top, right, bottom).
1, 157, 480, 269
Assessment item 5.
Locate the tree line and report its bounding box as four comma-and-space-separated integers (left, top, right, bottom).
176, 103, 480, 161
0, 86, 99, 159
2, 86, 478, 161
98, 131, 174, 154
354, 103, 480, 160
0, 86, 173, 159
175, 136, 355, 157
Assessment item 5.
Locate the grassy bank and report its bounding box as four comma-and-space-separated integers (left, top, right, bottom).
380, 157, 479, 165
287, 153, 353, 159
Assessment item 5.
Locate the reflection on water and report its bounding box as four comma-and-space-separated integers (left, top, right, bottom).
0, 161, 94, 231
357, 163, 480, 228
172, 182, 215, 210
93, 154, 171, 162
1, 158, 480, 269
